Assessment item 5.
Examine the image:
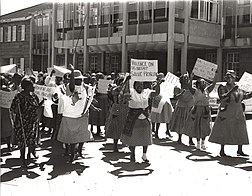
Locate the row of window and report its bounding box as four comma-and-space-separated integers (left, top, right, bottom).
0, 25, 25, 42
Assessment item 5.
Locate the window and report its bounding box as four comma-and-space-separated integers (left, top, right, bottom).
90, 3, 98, 25
205, 53, 217, 64
139, 1, 152, 21
12, 26, 16, 41
154, 1, 167, 20
111, 55, 119, 72
128, 2, 138, 23
90, 56, 98, 71
21, 25, 25, 41
226, 53, 240, 76
7, 26, 11, 42
191, 0, 219, 23
101, 2, 110, 24
238, 0, 252, 24
0, 27, 3, 42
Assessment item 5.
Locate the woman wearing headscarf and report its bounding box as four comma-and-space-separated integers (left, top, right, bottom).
181, 71, 217, 150
10, 78, 42, 167
169, 73, 195, 145
209, 70, 252, 157
121, 78, 160, 163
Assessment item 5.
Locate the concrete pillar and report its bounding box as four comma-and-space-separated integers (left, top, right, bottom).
51, 3, 57, 67
101, 52, 105, 72
64, 49, 68, 68
167, 0, 175, 73
217, 48, 223, 81
121, 2, 128, 72
181, 0, 189, 74
83, 3, 89, 73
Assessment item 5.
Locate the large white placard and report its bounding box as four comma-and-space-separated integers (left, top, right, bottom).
97, 79, 113, 94
34, 84, 56, 99
52, 65, 71, 77
161, 72, 180, 98
0, 90, 16, 108
192, 58, 218, 81
238, 72, 252, 92
0, 64, 16, 73
131, 59, 158, 81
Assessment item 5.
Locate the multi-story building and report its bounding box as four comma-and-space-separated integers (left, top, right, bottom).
1, 0, 252, 80
0, 3, 52, 73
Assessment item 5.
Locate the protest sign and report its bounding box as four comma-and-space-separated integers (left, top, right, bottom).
192, 58, 218, 81
83, 85, 96, 114
130, 59, 158, 81
34, 84, 56, 99
161, 72, 180, 98
52, 65, 71, 77
238, 72, 252, 92
0, 64, 16, 73
97, 79, 113, 94
0, 90, 16, 108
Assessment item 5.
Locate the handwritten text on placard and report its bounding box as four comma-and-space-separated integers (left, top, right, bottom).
238, 72, 252, 92
34, 84, 56, 99
192, 58, 218, 81
131, 59, 158, 81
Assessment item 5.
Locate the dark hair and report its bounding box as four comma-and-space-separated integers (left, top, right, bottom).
195, 78, 205, 88
21, 78, 33, 90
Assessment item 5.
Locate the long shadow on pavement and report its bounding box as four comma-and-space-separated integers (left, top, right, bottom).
154, 138, 252, 172
100, 143, 154, 178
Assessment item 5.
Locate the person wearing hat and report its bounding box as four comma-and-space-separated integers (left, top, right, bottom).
209, 70, 252, 157
57, 65, 99, 162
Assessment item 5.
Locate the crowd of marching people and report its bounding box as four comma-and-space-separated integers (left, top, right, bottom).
1, 65, 252, 168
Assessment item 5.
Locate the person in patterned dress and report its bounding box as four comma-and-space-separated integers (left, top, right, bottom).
10, 78, 42, 167
209, 70, 252, 157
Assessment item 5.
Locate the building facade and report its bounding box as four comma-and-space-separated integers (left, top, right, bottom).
1, 0, 252, 80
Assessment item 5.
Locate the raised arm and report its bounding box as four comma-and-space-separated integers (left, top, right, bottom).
206, 70, 218, 93
188, 72, 196, 95
68, 64, 75, 93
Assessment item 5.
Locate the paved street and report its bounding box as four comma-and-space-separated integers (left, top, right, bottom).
1, 117, 252, 196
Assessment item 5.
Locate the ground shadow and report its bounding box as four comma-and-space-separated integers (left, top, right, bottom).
100, 142, 154, 178
154, 137, 252, 172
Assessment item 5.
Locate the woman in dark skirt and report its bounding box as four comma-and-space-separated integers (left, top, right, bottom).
105, 76, 130, 152
121, 78, 160, 163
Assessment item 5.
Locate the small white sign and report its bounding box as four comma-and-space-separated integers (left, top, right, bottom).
0, 90, 16, 108
130, 59, 158, 81
97, 79, 113, 94
238, 72, 252, 92
161, 72, 180, 98
192, 58, 218, 81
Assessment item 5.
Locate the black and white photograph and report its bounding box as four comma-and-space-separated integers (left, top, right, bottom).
1, 0, 252, 195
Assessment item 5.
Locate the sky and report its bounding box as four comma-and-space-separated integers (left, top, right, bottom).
1, 0, 47, 15
0, 0, 155, 16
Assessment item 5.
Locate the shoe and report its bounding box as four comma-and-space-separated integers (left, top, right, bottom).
237, 151, 249, 157
142, 156, 149, 163
27, 151, 38, 159
201, 144, 206, 150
